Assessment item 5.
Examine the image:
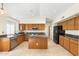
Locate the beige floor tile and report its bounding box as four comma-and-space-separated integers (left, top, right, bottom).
0, 39, 72, 56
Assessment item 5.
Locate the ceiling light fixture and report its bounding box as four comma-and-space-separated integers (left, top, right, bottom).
0, 3, 6, 15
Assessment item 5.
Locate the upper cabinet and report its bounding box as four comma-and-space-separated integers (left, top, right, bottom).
57, 16, 79, 30
66, 18, 75, 30
62, 21, 68, 30
19, 24, 45, 31
38, 24, 45, 30
28, 24, 32, 30
74, 17, 79, 30
19, 24, 26, 31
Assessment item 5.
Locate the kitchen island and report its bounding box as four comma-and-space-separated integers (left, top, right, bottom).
28, 35, 48, 49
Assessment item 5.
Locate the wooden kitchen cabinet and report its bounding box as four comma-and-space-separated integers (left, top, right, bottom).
28, 36, 48, 49
19, 24, 26, 31
29, 39, 39, 49
67, 18, 75, 30
25, 24, 28, 30
78, 40, 79, 55
16, 34, 25, 45
62, 18, 74, 30
70, 39, 78, 56
59, 36, 79, 56
75, 17, 79, 30
19, 24, 45, 31
0, 39, 1, 51
0, 38, 10, 51
39, 24, 45, 30
63, 37, 70, 50
59, 36, 64, 46
21, 34, 28, 41
16, 35, 21, 45
57, 17, 75, 30
62, 21, 68, 30
28, 24, 32, 30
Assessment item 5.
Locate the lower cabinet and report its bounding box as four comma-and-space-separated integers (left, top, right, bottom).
59, 36, 64, 46
59, 35, 79, 56
0, 34, 26, 51
16, 34, 25, 45
28, 37, 48, 49
70, 39, 78, 56
0, 38, 10, 51
78, 43, 79, 55
63, 37, 70, 50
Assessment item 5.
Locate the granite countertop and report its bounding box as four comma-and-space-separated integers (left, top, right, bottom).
65, 34, 79, 39
61, 34, 79, 41
29, 34, 48, 39
0, 35, 7, 38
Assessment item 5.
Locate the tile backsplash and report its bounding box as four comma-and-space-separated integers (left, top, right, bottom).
66, 30, 79, 36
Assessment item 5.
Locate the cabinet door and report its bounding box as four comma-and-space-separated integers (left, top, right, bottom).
25, 24, 28, 30
70, 39, 78, 56
38, 24, 42, 30
38, 38, 48, 49
38, 24, 45, 30
1, 38, 10, 51
0, 40, 2, 51
75, 17, 79, 30
28, 39, 39, 49
62, 21, 68, 30
78, 41, 79, 56
16, 35, 22, 44
28, 24, 32, 30
64, 37, 70, 50
41, 24, 45, 30
67, 18, 75, 30
60, 18, 75, 30
59, 36, 64, 46
19, 24, 25, 31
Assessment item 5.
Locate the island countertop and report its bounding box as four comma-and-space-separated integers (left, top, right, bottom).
29, 35, 48, 38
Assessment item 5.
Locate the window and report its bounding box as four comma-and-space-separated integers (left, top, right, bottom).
6, 23, 15, 35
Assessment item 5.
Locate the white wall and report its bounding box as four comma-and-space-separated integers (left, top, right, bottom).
45, 24, 49, 36
50, 23, 56, 40
53, 4, 79, 23
0, 17, 6, 35
19, 17, 46, 24
0, 16, 19, 35
66, 30, 79, 35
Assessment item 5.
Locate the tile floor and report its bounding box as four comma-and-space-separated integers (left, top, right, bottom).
0, 39, 72, 56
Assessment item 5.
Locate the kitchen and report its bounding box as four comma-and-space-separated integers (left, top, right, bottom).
0, 3, 79, 56
0, 16, 48, 51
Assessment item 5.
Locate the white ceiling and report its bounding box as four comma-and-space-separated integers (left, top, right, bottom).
1, 3, 75, 20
